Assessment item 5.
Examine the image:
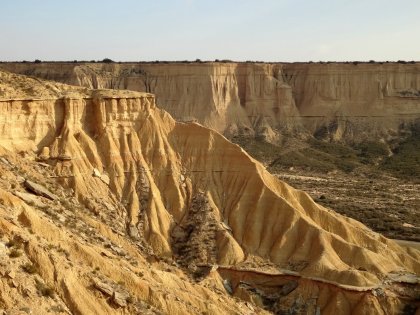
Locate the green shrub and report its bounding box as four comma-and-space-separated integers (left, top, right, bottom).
36, 281, 55, 298
126, 295, 134, 304
381, 126, 420, 180
22, 263, 38, 274
9, 249, 22, 258
6, 239, 20, 248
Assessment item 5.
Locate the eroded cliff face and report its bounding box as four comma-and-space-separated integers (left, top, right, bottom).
0, 71, 419, 314
281, 63, 420, 142
0, 63, 303, 143
2, 62, 420, 143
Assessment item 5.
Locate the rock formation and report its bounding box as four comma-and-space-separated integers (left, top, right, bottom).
0, 70, 419, 314
2, 62, 420, 143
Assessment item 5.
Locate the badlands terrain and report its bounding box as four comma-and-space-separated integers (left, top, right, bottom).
0, 67, 419, 315
2, 61, 419, 241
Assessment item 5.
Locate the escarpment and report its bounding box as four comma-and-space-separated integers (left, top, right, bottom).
0, 71, 419, 315
2, 62, 420, 143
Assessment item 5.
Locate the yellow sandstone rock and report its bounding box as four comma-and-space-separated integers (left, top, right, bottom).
0, 70, 418, 314
2, 62, 420, 143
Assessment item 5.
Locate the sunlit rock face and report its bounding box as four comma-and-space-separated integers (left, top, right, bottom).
0, 70, 419, 315
2, 62, 420, 143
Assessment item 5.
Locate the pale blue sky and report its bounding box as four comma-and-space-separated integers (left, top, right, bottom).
1, 0, 419, 61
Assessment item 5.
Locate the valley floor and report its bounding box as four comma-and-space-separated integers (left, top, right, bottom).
275, 169, 420, 241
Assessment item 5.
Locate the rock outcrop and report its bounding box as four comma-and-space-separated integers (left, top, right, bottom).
0, 70, 419, 314
2, 62, 420, 143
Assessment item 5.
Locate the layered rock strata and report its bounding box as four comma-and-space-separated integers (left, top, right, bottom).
2, 62, 420, 143
0, 71, 419, 314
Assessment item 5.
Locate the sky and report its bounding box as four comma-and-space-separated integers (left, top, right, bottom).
1, 0, 419, 62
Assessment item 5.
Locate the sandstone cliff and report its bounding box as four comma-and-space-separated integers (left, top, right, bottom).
0, 71, 419, 314
2, 62, 420, 143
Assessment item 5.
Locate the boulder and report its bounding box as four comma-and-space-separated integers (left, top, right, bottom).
14, 191, 47, 208
93, 279, 113, 296
92, 168, 110, 185
113, 291, 129, 307
38, 147, 50, 160
128, 225, 139, 239
0, 157, 11, 166
0, 242, 7, 257
92, 168, 101, 178
24, 180, 57, 200
7, 270, 16, 279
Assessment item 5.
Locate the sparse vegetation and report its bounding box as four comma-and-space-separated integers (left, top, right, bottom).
267, 138, 359, 173
381, 126, 420, 181
49, 305, 66, 313
231, 130, 419, 241
36, 280, 55, 298
234, 129, 418, 183
355, 141, 389, 164
6, 239, 22, 248
22, 262, 39, 274
9, 249, 22, 258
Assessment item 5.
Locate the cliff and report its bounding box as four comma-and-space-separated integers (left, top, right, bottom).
2, 62, 420, 143
0, 70, 419, 314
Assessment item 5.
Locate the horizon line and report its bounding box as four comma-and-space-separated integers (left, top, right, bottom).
1, 59, 419, 64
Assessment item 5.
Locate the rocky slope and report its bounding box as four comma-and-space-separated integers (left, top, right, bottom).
0, 70, 419, 314
1, 61, 420, 143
